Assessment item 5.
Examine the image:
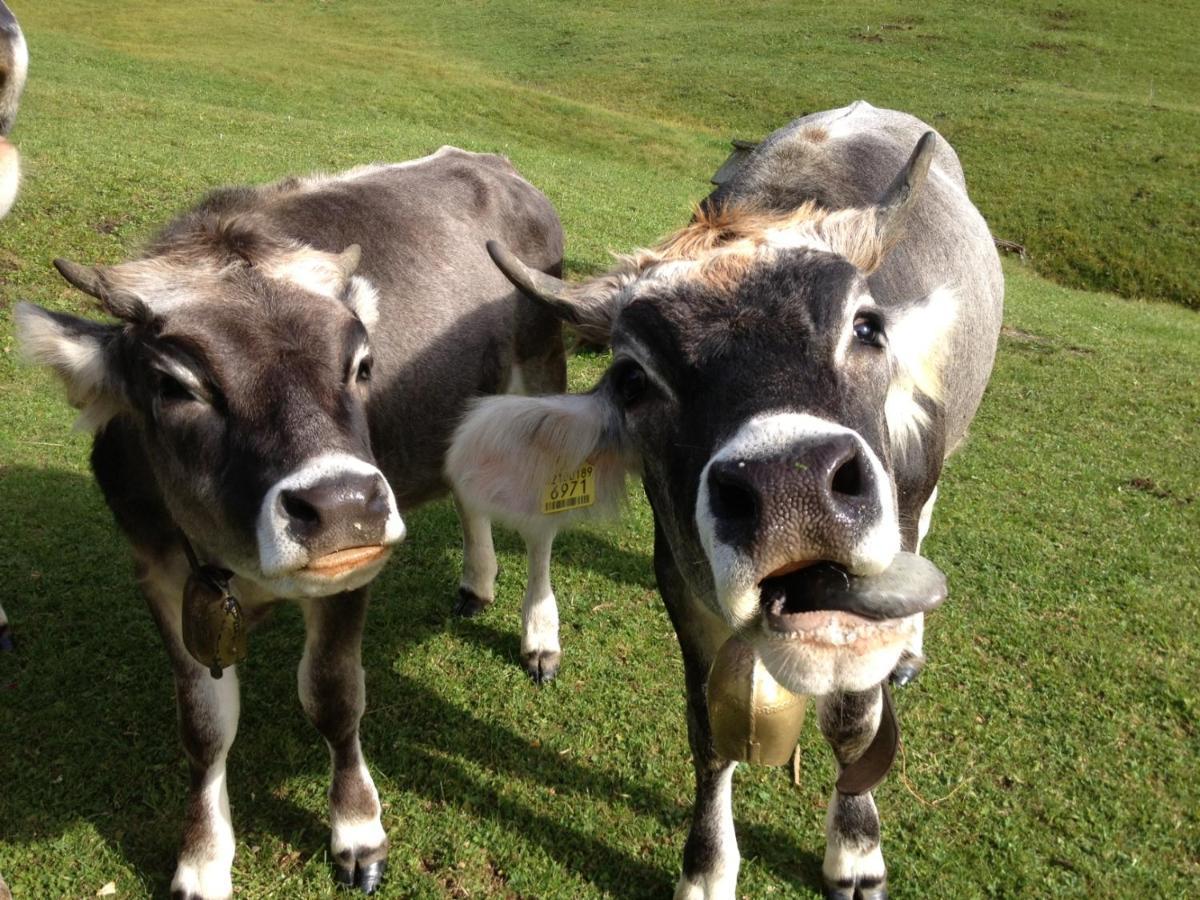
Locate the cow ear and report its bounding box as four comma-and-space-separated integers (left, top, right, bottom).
487, 241, 626, 346
815, 132, 937, 274
14, 302, 129, 431
883, 286, 956, 457
874, 131, 936, 246
446, 392, 635, 539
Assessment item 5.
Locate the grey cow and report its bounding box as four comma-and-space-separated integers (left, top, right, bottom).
16, 147, 565, 898
448, 101, 1003, 898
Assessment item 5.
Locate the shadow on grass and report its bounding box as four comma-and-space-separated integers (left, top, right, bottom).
0, 466, 819, 897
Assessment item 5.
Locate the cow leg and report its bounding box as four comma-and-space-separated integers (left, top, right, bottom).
818, 687, 888, 900
520, 530, 561, 684
0, 601, 11, 651
655, 530, 740, 900
298, 590, 387, 894
672, 664, 740, 900
451, 492, 497, 618
142, 558, 241, 900
893, 487, 937, 687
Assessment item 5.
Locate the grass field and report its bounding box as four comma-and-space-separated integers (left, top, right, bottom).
1, 2, 1198, 898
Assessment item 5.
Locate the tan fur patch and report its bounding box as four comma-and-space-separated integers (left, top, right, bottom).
625, 200, 890, 295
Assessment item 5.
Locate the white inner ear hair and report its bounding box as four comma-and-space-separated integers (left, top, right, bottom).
345, 276, 380, 331
262, 247, 350, 298
884, 286, 956, 456
14, 303, 123, 432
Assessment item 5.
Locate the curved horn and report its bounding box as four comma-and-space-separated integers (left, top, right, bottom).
53, 258, 150, 322
486, 240, 573, 306
486, 239, 619, 345
875, 131, 937, 239
54, 258, 109, 301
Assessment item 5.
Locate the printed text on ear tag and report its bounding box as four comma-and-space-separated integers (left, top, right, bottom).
542, 463, 595, 514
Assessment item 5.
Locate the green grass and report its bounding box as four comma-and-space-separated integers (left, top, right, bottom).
1, 2, 1198, 897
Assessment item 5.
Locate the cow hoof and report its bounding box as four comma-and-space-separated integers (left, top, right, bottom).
0, 625, 12, 652
522, 649, 561, 685
452, 587, 492, 618
889, 651, 925, 687
823, 876, 887, 900
334, 859, 387, 894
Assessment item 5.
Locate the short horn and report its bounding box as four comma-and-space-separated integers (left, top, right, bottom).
486, 240, 573, 306
53, 257, 150, 322
54, 258, 109, 301
875, 131, 936, 239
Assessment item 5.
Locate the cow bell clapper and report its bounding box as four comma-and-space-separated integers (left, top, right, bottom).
707, 636, 808, 766
182, 566, 247, 679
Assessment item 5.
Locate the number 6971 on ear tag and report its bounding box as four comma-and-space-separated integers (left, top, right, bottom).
542, 463, 595, 515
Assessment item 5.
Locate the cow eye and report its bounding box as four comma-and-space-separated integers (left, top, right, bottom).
612, 360, 648, 405
356, 357, 373, 383
853, 312, 885, 347
157, 371, 197, 404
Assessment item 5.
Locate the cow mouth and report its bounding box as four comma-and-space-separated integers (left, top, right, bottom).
759, 552, 947, 641
301, 545, 390, 579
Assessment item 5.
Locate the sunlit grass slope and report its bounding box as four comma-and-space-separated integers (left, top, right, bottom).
0, 2, 1196, 898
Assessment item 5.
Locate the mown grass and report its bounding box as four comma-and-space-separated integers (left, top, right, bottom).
0, 2, 1197, 898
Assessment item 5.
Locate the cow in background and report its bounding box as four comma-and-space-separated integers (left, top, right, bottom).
0, 1, 28, 667
1, 6, 26, 898
449, 102, 1003, 898
16, 148, 565, 898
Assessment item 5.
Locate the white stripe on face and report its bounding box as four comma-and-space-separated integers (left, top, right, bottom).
256, 452, 404, 590
695, 412, 900, 630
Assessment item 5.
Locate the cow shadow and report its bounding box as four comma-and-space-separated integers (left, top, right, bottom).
0, 465, 819, 897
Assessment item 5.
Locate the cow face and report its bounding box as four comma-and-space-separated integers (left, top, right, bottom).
449, 135, 951, 695
17, 223, 405, 598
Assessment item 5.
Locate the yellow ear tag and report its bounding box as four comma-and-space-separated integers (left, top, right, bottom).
542, 462, 596, 515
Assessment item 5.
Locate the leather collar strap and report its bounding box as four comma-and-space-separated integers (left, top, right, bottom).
835, 683, 900, 796
178, 530, 233, 583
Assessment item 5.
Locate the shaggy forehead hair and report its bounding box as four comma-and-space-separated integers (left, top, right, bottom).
623, 200, 889, 294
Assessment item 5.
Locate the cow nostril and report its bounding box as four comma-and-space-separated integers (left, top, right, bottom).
365, 477, 390, 517
281, 491, 321, 527
708, 465, 759, 522
830, 454, 865, 498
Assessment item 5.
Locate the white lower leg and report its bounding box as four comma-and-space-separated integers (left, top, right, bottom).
297, 606, 386, 870
520, 531, 560, 658
823, 791, 885, 888
171, 668, 239, 900
674, 763, 739, 900
329, 757, 387, 860
454, 493, 498, 600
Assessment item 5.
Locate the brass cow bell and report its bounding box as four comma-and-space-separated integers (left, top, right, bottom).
182, 567, 247, 679
707, 635, 807, 766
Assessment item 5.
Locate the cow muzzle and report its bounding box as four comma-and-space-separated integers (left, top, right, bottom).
751, 555, 945, 695
257, 453, 405, 597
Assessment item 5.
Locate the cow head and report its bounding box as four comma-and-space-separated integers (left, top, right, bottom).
0, 0, 28, 218
449, 134, 952, 695
16, 216, 405, 598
